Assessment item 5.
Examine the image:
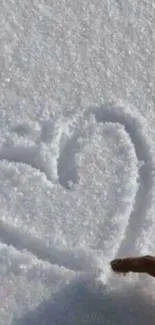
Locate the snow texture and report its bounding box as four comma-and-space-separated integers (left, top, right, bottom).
1, 1, 155, 324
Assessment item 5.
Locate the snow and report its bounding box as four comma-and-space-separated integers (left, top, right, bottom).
1, 0, 155, 324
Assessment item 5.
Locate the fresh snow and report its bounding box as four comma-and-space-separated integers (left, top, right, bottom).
1, 1, 155, 324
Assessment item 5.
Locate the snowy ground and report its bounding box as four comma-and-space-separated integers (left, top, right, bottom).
1, 1, 155, 324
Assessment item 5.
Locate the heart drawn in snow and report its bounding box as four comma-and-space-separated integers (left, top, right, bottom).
0, 113, 139, 272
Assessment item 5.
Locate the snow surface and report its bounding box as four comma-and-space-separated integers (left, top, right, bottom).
1, 1, 155, 324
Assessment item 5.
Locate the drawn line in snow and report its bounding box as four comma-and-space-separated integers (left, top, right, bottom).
0, 220, 98, 273
57, 132, 81, 189
0, 103, 153, 270
0, 146, 54, 182
93, 103, 154, 256
0, 119, 63, 184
